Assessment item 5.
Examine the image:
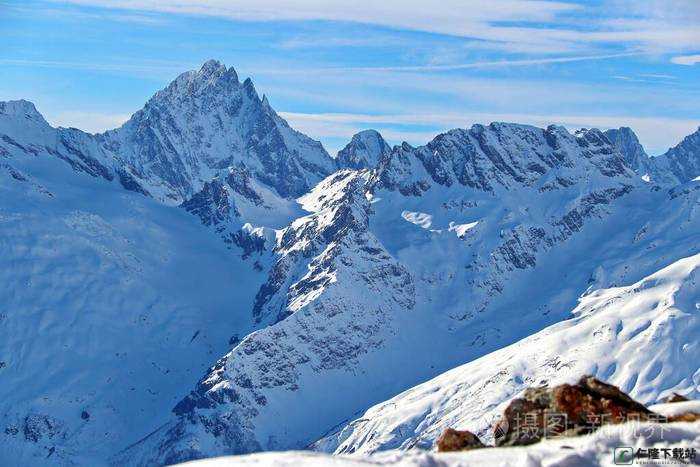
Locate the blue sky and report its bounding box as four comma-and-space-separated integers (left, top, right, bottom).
1, 0, 698, 155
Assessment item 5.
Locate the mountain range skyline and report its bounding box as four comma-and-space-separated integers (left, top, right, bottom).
2, 0, 699, 156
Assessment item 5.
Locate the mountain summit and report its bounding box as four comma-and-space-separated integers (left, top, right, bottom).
653, 127, 700, 184
603, 127, 651, 175
337, 129, 391, 170
102, 60, 335, 202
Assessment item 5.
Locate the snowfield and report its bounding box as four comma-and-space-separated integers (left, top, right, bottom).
0, 137, 268, 465
181, 418, 700, 466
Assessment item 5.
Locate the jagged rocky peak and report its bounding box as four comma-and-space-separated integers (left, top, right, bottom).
653, 126, 700, 184
154, 59, 241, 101
373, 122, 629, 196
0, 99, 42, 117
337, 129, 391, 170
102, 59, 335, 202
603, 127, 650, 173
0, 100, 49, 127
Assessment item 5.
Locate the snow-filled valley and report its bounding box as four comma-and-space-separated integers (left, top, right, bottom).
0, 60, 698, 466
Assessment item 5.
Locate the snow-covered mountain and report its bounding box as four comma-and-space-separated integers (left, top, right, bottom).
653, 127, 700, 185
336, 130, 391, 170
1, 60, 698, 467
315, 252, 700, 454
603, 127, 652, 176
118, 123, 699, 465
101, 60, 335, 203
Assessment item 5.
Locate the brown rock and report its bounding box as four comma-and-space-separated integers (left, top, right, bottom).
494, 376, 655, 446
667, 412, 700, 423
436, 428, 485, 452
664, 393, 690, 403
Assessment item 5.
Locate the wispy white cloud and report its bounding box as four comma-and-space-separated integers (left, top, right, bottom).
0, 58, 195, 79
49, 0, 700, 60
671, 55, 700, 66
8, 4, 166, 24
331, 52, 645, 72
611, 74, 677, 84
51, 0, 581, 32
638, 73, 676, 80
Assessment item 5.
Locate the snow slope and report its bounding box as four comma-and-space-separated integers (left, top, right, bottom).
0, 143, 270, 465
180, 419, 700, 466
316, 253, 700, 454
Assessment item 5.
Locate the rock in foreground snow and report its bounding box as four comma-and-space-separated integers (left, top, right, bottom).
178, 420, 700, 466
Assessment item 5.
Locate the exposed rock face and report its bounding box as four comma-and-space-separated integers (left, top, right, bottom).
372, 124, 630, 195
336, 130, 391, 170
653, 127, 700, 184
181, 179, 237, 228
436, 428, 485, 452
434, 377, 700, 454
494, 376, 653, 446
667, 412, 700, 422
102, 60, 335, 202
665, 393, 690, 403
604, 127, 651, 174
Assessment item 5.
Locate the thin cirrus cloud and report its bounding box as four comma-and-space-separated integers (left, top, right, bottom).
51, 0, 700, 56
51, 0, 581, 28
329, 52, 645, 72
671, 55, 700, 66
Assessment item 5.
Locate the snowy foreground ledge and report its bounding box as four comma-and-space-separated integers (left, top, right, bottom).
179, 419, 700, 466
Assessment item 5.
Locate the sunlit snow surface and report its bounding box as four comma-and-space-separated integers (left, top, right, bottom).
182, 418, 700, 466
316, 254, 700, 454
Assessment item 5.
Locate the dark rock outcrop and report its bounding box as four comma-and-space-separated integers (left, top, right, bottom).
434, 376, 700, 452
436, 428, 485, 452
494, 376, 653, 446
664, 393, 690, 403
